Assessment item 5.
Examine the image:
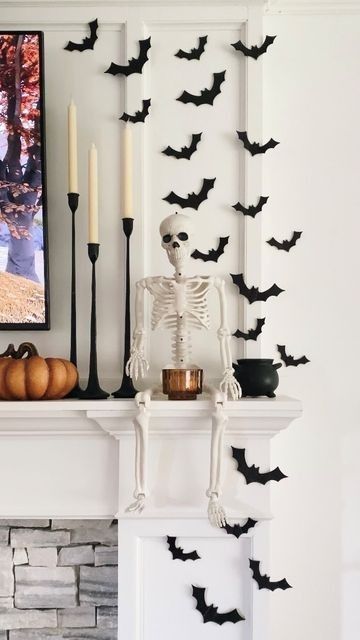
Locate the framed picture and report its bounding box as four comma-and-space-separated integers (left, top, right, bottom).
0, 31, 49, 329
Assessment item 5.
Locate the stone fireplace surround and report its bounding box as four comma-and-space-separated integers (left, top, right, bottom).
0, 519, 118, 639
0, 396, 302, 640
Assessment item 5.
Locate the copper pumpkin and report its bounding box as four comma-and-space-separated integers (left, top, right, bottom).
0, 343, 78, 400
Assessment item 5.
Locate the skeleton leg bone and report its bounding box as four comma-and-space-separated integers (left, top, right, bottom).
126, 392, 151, 514
205, 389, 229, 528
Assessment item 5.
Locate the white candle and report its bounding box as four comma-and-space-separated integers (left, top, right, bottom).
122, 124, 133, 218
88, 144, 99, 243
68, 100, 78, 193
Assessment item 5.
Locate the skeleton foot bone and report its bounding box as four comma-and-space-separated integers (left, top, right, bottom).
208, 493, 227, 528
126, 493, 146, 514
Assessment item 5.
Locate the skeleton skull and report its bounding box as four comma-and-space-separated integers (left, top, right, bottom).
159, 213, 193, 272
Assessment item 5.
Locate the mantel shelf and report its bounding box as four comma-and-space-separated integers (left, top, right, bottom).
0, 395, 302, 437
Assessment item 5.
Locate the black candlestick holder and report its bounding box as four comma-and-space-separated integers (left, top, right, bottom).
79, 243, 109, 400
67, 192, 81, 397
113, 217, 137, 398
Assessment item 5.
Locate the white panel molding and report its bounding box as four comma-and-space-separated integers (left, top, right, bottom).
266, 0, 360, 14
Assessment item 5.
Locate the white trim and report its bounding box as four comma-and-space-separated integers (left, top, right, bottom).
266, 0, 360, 14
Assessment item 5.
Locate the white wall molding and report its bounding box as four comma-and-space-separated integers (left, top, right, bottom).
266, 0, 360, 14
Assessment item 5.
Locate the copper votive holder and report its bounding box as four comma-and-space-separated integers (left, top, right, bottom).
162, 367, 203, 400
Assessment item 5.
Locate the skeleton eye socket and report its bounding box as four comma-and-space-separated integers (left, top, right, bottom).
177, 232, 188, 241
162, 234, 172, 243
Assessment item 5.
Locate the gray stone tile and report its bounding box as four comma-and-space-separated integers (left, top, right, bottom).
58, 546, 94, 567
96, 607, 117, 629
11, 529, 70, 549
0, 548, 13, 596
0, 520, 49, 528
94, 547, 117, 567
0, 632, 6, 639
0, 530, 9, 546
13, 549, 28, 566
71, 526, 117, 546
79, 567, 117, 606
0, 597, 13, 608
0, 609, 57, 630
58, 606, 96, 628
10, 630, 117, 639
28, 548, 57, 568
51, 520, 112, 530
15, 567, 76, 608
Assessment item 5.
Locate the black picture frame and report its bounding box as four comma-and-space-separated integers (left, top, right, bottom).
0, 31, 50, 330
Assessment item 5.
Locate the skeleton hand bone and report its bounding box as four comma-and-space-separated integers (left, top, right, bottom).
126, 349, 149, 380
220, 368, 241, 400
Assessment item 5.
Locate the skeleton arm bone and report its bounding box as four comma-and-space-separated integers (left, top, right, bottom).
126, 279, 149, 380
214, 278, 241, 400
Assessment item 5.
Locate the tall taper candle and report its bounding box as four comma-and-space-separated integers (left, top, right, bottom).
68, 100, 78, 193
122, 124, 133, 218
88, 144, 99, 243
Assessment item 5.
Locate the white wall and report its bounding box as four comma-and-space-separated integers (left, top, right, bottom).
262, 11, 360, 640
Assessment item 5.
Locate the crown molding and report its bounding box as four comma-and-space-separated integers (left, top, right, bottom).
266, 0, 360, 14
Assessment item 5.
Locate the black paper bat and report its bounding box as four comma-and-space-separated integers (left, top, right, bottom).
191, 236, 229, 263
232, 196, 269, 218
223, 518, 258, 538
230, 273, 284, 304
233, 318, 265, 341
231, 35, 276, 60
177, 71, 226, 106
267, 231, 302, 252
163, 178, 215, 210
192, 586, 244, 625
249, 559, 292, 591
277, 344, 310, 367
166, 536, 200, 562
231, 446, 287, 485
175, 35, 208, 60
105, 37, 151, 76
162, 133, 202, 160
64, 19, 99, 52
119, 99, 151, 124
237, 131, 279, 156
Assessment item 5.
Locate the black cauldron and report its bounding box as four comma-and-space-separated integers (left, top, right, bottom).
233, 359, 282, 398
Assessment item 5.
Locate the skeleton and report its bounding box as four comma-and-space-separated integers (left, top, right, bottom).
126, 213, 241, 527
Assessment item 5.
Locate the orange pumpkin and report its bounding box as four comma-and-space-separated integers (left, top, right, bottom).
0, 343, 78, 400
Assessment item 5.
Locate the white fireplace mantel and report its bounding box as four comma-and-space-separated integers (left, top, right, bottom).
0, 395, 301, 640
0, 395, 301, 519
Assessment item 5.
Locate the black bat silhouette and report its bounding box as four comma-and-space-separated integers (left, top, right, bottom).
267, 231, 302, 252
191, 236, 229, 263
175, 35, 208, 60
166, 536, 200, 562
231, 446, 287, 485
119, 99, 151, 124
237, 131, 279, 156
233, 196, 269, 218
105, 37, 151, 76
249, 559, 292, 591
192, 586, 244, 625
231, 35, 276, 60
223, 518, 258, 538
230, 273, 284, 304
64, 19, 99, 52
163, 178, 215, 210
233, 318, 265, 341
277, 344, 310, 367
162, 133, 202, 160
177, 71, 226, 106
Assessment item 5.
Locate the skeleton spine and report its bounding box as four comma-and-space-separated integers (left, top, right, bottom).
172, 316, 190, 367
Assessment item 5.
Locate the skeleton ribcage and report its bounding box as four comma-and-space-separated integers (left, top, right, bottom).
148, 278, 211, 331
